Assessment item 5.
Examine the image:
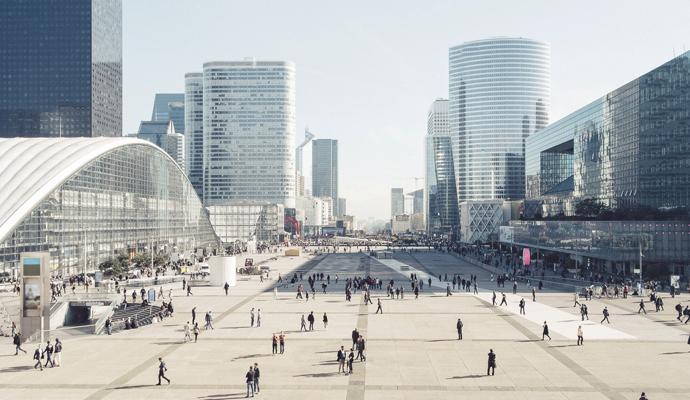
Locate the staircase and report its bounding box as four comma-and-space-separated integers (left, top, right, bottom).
109, 303, 162, 333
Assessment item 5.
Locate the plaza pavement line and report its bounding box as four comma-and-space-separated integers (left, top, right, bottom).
345, 257, 370, 400
83, 254, 327, 400
375, 257, 635, 340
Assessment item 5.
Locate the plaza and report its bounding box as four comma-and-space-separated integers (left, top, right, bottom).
1, 249, 689, 400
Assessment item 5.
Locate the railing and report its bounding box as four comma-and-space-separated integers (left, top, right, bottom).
93, 308, 115, 335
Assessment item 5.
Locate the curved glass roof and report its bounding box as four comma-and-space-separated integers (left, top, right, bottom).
0, 137, 185, 243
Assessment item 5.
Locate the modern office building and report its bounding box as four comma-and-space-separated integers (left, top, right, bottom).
425, 99, 458, 235
151, 93, 185, 134
184, 73, 204, 199
526, 50, 690, 215
0, 0, 122, 138
391, 188, 404, 217
0, 137, 219, 275
133, 120, 185, 169
408, 189, 424, 215
449, 38, 550, 203
200, 60, 296, 208
312, 139, 339, 215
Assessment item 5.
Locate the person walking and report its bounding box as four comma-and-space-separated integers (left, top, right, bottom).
601, 307, 610, 324
308, 312, 315, 331
205, 311, 214, 330
224, 282, 230, 295
519, 298, 526, 315
245, 365, 254, 397
42, 340, 55, 368
192, 306, 197, 325
581, 304, 589, 321
186, 285, 192, 296
446, 284, 452, 296
347, 348, 355, 374
279, 331, 285, 354
676, 303, 683, 321
33, 345, 43, 370
532, 287, 536, 302
500, 292, 508, 306
184, 322, 192, 343
13, 332, 26, 355
487, 349, 496, 376
300, 314, 307, 331
272, 333, 278, 354
53, 338, 62, 367
323, 313, 329, 329
376, 298, 383, 314
356, 336, 366, 361
256, 309, 261, 327
638, 299, 647, 314
639, 392, 648, 400
250, 308, 255, 327
542, 321, 552, 341
193, 322, 200, 342
577, 325, 584, 346
337, 346, 346, 373
456, 318, 463, 340
105, 317, 112, 335
156, 357, 170, 385
351, 328, 359, 347
492, 291, 496, 306
253, 362, 260, 394
573, 292, 581, 307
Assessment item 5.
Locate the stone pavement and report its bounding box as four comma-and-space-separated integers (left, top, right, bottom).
0, 250, 688, 400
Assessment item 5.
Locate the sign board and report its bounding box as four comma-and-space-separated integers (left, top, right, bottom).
20, 252, 51, 342
499, 226, 514, 243
522, 248, 531, 266
671, 275, 680, 288
148, 288, 156, 302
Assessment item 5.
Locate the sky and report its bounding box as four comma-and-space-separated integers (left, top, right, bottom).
123, 0, 690, 220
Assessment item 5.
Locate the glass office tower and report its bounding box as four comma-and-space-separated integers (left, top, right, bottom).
184, 74, 204, 199
449, 38, 550, 203
152, 93, 185, 134
0, 0, 122, 137
311, 139, 339, 215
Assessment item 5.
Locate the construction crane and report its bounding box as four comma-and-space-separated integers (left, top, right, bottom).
295, 128, 315, 173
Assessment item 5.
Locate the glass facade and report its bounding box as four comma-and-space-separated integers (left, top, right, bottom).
449, 38, 550, 203
0, 0, 122, 138
311, 139, 339, 215
208, 203, 284, 243
508, 220, 690, 264
390, 188, 404, 217
526, 51, 690, 210
426, 99, 458, 234
0, 139, 218, 275
201, 61, 296, 208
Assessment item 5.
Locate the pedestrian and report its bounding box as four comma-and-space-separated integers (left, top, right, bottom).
519, 298, 526, 315
638, 299, 647, 314
446, 283, 452, 296
33, 345, 43, 370
105, 317, 112, 335
187, 285, 192, 296
300, 314, 307, 331
577, 325, 584, 346
337, 346, 346, 373
206, 311, 214, 330
274, 287, 278, 299
487, 349, 496, 376
182, 278, 186, 291
351, 328, 359, 347
676, 303, 683, 321
193, 322, 200, 342
347, 348, 354, 374
156, 357, 170, 385
42, 340, 54, 368
245, 366, 254, 397
13, 332, 26, 355
256, 309, 261, 327
356, 336, 366, 361
376, 298, 383, 314
224, 282, 230, 295
456, 318, 463, 340
308, 311, 315, 331
573, 292, 581, 307
323, 313, 328, 329
184, 321, 192, 342
601, 307, 610, 324
272, 333, 278, 354
250, 308, 255, 327
253, 362, 260, 394
542, 321, 551, 341
532, 287, 536, 302
639, 392, 648, 400
192, 306, 197, 325
581, 304, 589, 321
492, 291, 496, 306
279, 331, 285, 353
500, 292, 508, 306
54, 338, 62, 367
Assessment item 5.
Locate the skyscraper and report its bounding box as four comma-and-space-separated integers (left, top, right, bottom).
134, 120, 185, 169
391, 188, 404, 217
0, 0, 122, 138
312, 139, 339, 215
184, 73, 204, 199
449, 38, 550, 204
425, 99, 458, 234
201, 60, 296, 208
151, 93, 185, 134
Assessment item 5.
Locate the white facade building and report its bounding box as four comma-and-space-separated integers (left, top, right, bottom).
200, 60, 296, 208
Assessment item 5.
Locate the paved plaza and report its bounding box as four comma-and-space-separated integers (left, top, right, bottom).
1, 250, 690, 400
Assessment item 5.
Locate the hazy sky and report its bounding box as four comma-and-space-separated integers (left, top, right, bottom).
123, 0, 690, 220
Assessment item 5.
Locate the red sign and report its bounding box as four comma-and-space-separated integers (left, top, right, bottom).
523, 248, 531, 266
